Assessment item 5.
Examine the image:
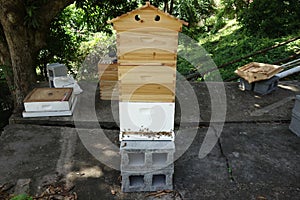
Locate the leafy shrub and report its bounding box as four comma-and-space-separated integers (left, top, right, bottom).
239, 0, 300, 37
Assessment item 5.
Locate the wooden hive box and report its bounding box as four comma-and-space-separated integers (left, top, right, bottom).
235, 62, 283, 83
22, 88, 77, 118
98, 63, 119, 100
108, 1, 187, 103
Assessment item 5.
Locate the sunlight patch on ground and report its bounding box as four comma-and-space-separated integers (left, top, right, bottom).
67, 166, 104, 182
278, 84, 300, 92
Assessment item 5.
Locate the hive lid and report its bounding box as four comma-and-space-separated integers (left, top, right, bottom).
235, 62, 283, 83
107, 1, 188, 31
24, 88, 73, 102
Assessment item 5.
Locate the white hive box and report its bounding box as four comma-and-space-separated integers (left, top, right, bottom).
23, 88, 76, 117
119, 102, 175, 141
47, 63, 68, 88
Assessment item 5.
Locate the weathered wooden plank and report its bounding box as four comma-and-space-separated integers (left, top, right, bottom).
24, 88, 73, 102
99, 80, 119, 100
235, 62, 283, 83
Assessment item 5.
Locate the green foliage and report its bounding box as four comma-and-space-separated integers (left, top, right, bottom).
38, 4, 87, 76
221, 0, 250, 19
10, 194, 33, 200
199, 20, 300, 80
75, 0, 139, 33
239, 0, 300, 37
77, 32, 116, 80
174, 0, 216, 39
36, 0, 217, 79
23, 0, 48, 29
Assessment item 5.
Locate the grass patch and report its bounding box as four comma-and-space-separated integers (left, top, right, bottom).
196, 20, 300, 81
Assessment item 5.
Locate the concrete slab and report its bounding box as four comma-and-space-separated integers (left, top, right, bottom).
219, 122, 300, 200
2, 123, 299, 199
9, 81, 300, 128
0, 124, 78, 194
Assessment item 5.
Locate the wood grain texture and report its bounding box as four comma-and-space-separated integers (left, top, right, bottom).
112, 8, 183, 31
119, 83, 175, 102
119, 65, 175, 84
99, 80, 119, 100
24, 88, 73, 102
98, 63, 119, 100
117, 30, 178, 55
235, 62, 283, 83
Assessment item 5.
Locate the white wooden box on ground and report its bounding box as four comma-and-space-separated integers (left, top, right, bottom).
119, 102, 175, 141
22, 96, 77, 118
23, 88, 74, 112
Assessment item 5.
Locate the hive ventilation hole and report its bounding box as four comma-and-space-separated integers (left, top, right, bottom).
154, 15, 160, 21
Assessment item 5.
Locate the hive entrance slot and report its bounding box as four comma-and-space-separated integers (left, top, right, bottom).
129, 175, 144, 187
152, 174, 166, 186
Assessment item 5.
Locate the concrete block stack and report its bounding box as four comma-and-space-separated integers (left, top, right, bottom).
290, 95, 300, 137
120, 141, 174, 192
107, 2, 188, 192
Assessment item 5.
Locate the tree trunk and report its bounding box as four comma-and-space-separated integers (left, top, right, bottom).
0, 24, 14, 97
169, 0, 174, 14
2, 28, 38, 108
0, 0, 74, 109
163, 0, 169, 13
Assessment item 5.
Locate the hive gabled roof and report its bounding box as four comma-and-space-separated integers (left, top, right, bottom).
107, 1, 188, 26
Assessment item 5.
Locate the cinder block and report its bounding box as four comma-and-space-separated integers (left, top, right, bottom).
121, 166, 173, 192
121, 141, 175, 171
292, 95, 300, 115
253, 76, 279, 95
289, 112, 300, 137
239, 78, 254, 91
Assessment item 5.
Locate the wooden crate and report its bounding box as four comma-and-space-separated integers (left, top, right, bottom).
98, 63, 119, 100
235, 62, 283, 83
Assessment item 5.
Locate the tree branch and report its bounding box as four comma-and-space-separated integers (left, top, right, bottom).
38, 0, 75, 26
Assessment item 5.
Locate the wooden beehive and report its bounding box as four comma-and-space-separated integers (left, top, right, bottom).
235, 62, 283, 83
23, 87, 73, 111
108, 1, 188, 102
98, 63, 119, 100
